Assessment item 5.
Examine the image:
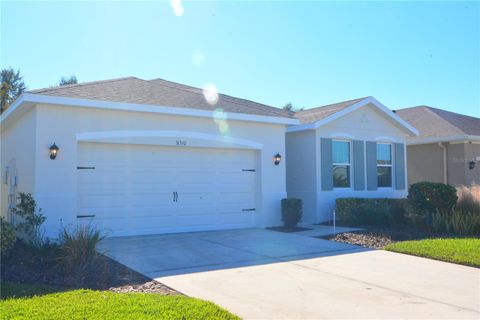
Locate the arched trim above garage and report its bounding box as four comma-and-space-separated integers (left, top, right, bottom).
75, 130, 264, 150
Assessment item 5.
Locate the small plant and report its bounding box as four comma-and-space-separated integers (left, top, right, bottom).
11, 192, 46, 246
431, 210, 480, 235
408, 182, 457, 215
57, 225, 105, 272
281, 198, 303, 228
0, 217, 16, 254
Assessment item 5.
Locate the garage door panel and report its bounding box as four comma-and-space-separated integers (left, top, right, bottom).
77, 142, 256, 236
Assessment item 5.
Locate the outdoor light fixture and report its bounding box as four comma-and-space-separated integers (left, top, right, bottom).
273, 153, 282, 166
49, 143, 59, 160
469, 160, 476, 170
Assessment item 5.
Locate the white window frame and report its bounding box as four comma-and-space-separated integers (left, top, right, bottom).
377, 142, 394, 189
332, 139, 352, 189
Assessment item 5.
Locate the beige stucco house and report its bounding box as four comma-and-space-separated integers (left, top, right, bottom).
396, 106, 480, 187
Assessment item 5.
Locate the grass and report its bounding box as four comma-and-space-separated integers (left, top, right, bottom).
385, 238, 480, 267
0, 282, 239, 320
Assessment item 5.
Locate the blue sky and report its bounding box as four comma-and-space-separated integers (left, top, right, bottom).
1, 1, 479, 116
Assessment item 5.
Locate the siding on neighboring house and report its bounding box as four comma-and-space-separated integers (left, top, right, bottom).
407, 142, 480, 187
464, 143, 480, 186
407, 143, 445, 185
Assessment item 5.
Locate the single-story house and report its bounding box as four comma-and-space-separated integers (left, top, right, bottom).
286, 97, 419, 223
1, 77, 297, 237
396, 106, 480, 187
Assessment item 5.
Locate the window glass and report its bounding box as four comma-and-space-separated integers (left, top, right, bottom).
333, 141, 350, 164
377, 144, 392, 165
333, 165, 350, 188
378, 166, 392, 187
332, 140, 351, 188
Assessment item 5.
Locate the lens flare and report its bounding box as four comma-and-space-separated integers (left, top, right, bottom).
170, 0, 184, 17
191, 50, 206, 68
213, 108, 229, 135
203, 83, 219, 105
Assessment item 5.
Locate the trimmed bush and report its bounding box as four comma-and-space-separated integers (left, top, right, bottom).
335, 198, 408, 227
0, 217, 16, 254
408, 182, 457, 215
281, 198, 303, 228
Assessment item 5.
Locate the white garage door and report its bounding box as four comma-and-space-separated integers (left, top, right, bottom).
77, 142, 257, 237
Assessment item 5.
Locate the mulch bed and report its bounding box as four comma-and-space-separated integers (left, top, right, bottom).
322, 227, 436, 249
1, 241, 179, 295
267, 226, 312, 233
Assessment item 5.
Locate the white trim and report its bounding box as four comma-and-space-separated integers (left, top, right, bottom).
375, 136, 399, 143
75, 130, 264, 149
1, 93, 299, 126
330, 133, 355, 140
407, 135, 480, 145
287, 96, 419, 136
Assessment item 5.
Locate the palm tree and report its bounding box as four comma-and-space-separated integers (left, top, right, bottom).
1, 68, 26, 113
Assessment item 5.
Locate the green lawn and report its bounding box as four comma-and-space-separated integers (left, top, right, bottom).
385, 238, 480, 267
0, 282, 239, 320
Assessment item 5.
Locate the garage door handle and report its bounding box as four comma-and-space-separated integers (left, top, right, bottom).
173, 191, 178, 202
242, 208, 256, 212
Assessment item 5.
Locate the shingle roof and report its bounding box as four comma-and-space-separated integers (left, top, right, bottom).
395, 106, 480, 141
295, 97, 369, 124
29, 77, 293, 118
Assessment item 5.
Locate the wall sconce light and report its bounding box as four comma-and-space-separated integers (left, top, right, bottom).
468, 160, 476, 170
49, 143, 59, 160
273, 153, 282, 166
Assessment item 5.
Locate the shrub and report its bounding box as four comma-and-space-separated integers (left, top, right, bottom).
456, 184, 480, 214
281, 198, 303, 228
58, 225, 105, 272
408, 182, 457, 215
11, 192, 46, 246
0, 217, 16, 254
335, 198, 408, 227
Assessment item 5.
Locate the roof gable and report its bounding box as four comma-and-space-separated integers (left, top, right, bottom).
288, 96, 418, 135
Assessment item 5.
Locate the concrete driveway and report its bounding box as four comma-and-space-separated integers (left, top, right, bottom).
99, 229, 480, 319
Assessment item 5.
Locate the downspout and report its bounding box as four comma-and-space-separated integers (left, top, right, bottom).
438, 142, 447, 184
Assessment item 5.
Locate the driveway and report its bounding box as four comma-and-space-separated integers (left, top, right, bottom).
99, 229, 480, 319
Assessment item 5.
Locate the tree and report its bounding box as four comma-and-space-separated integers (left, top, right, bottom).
1, 67, 26, 113
282, 102, 303, 112
59, 75, 78, 86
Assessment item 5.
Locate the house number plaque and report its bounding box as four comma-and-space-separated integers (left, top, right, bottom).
175, 140, 187, 146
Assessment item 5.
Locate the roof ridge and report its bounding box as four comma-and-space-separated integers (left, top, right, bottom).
297, 96, 370, 114
29, 76, 139, 93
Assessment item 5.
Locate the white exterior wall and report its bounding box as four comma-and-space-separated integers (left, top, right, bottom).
1, 108, 37, 220
287, 104, 409, 223
27, 103, 287, 237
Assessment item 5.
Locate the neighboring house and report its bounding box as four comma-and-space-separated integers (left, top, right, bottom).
286, 97, 418, 223
396, 106, 480, 187
1, 77, 297, 237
